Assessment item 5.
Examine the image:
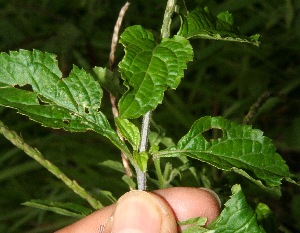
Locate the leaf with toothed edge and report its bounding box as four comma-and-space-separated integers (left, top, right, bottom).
178, 7, 260, 46
158, 116, 292, 187
0, 50, 128, 152
118, 25, 193, 119
207, 184, 266, 233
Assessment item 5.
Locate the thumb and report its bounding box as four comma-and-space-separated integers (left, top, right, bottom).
108, 190, 177, 233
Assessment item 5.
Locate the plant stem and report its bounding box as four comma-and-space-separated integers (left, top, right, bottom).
108, 2, 133, 180
243, 91, 271, 125
137, 111, 151, 190
161, 0, 177, 39
136, 0, 177, 190
0, 120, 103, 210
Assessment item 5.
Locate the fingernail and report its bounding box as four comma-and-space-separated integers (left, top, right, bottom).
199, 188, 221, 208
112, 191, 161, 233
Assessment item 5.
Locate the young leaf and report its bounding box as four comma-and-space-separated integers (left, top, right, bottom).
118, 25, 193, 118
178, 7, 260, 46
255, 203, 276, 233
158, 116, 291, 187
115, 118, 140, 150
133, 151, 149, 173
93, 67, 125, 97
208, 184, 265, 232
0, 50, 128, 153
22, 200, 92, 218
179, 216, 210, 233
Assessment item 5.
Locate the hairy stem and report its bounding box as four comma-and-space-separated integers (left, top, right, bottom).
137, 111, 151, 190
136, 0, 177, 190
0, 120, 103, 210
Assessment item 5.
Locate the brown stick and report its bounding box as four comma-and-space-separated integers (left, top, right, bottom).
108, 2, 133, 179
243, 91, 271, 125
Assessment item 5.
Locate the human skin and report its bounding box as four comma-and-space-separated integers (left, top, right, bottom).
55, 187, 221, 233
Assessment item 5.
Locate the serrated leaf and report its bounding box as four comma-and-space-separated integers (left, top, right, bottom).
118, 25, 193, 118
178, 7, 260, 46
0, 50, 128, 153
23, 199, 92, 218
159, 116, 290, 187
115, 118, 140, 150
208, 184, 265, 233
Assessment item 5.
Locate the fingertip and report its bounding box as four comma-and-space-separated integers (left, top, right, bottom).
112, 190, 177, 233
153, 187, 221, 225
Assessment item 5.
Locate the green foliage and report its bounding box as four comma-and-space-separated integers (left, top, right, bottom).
178, 7, 260, 46
115, 118, 140, 150
118, 25, 193, 118
208, 184, 265, 233
0, 0, 299, 232
22, 200, 92, 218
0, 50, 128, 153
158, 116, 290, 187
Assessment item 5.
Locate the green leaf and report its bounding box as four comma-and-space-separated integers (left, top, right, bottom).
22, 200, 92, 218
122, 174, 137, 190
180, 217, 210, 233
0, 50, 128, 153
178, 216, 207, 226
99, 160, 125, 173
255, 203, 276, 233
178, 7, 260, 46
115, 118, 140, 150
217, 11, 233, 25
93, 67, 125, 97
208, 184, 265, 232
159, 116, 290, 187
133, 151, 148, 173
118, 25, 193, 118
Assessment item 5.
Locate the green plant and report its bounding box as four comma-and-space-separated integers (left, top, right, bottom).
0, 0, 298, 232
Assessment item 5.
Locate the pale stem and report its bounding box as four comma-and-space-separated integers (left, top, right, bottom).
136, 0, 177, 190
137, 111, 151, 190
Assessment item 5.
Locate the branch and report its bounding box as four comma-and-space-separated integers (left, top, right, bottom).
243, 91, 271, 125
108, 2, 133, 180
0, 120, 103, 210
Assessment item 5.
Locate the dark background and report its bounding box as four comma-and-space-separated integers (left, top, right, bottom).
0, 0, 299, 232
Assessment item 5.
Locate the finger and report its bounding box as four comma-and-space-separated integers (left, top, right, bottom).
110, 190, 177, 233
55, 190, 177, 233
153, 187, 221, 227
55, 187, 221, 233
54, 204, 115, 233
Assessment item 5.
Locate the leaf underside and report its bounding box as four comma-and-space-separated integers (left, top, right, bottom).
0, 50, 126, 151
161, 116, 290, 187
178, 7, 260, 46
118, 25, 193, 119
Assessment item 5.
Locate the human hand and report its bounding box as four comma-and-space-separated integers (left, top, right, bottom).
55, 187, 221, 233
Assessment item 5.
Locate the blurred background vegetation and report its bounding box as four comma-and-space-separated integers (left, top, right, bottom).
0, 0, 299, 232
